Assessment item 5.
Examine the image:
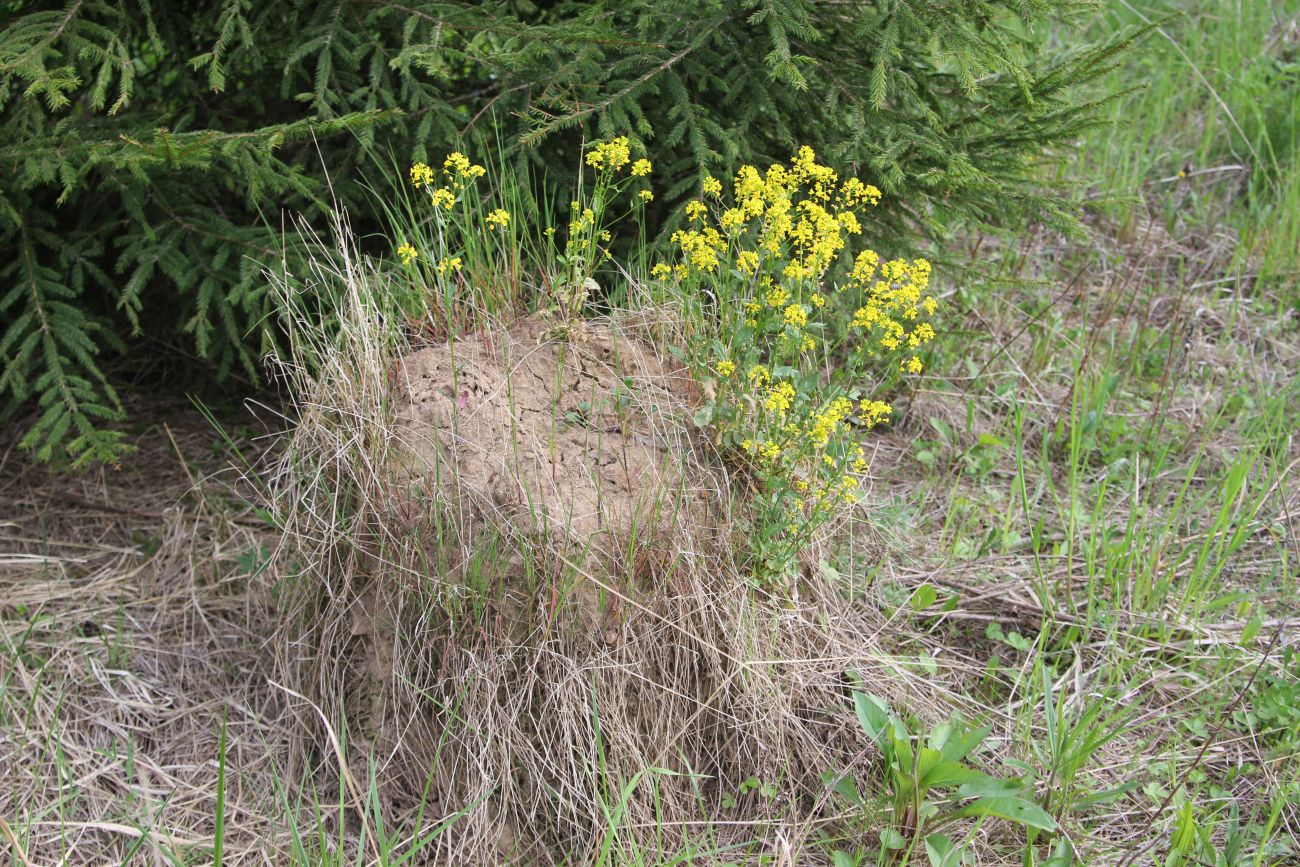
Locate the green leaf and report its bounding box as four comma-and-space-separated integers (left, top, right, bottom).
880, 828, 908, 850
853, 691, 891, 748
1242, 611, 1262, 644
924, 833, 956, 867
921, 762, 996, 791
954, 775, 1025, 799
1074, 781, 1140, 808
934, 722, 991, 764
953, 796, 1056, 831
909, 582, 938, 611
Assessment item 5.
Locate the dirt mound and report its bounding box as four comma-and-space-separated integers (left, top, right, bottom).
385, 314, 715, 620
272, 304, 896, 865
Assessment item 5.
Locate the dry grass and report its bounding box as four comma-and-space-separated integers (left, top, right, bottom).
0, 406, 291, 864
1, 195, 1297, 866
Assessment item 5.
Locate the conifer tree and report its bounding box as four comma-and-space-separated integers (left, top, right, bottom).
1, 0, 1135, 466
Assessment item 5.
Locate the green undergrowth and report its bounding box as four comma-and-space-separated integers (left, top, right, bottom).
1082, 0, 1300, 293
2, 3, 1299, 863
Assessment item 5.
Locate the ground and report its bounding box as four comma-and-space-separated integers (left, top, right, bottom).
3, 2, 1300, 863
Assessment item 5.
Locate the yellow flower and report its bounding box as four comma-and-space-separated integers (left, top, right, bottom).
441, 151, 485, 179
396, 242, 418, 265
851, 445, 868, 472
485, 208, 510, 230
702, 176, 723, 196
735, 165, 763, 200
430, 188, 455, 211
409, 163, 434, 188
444, 152, 471, 176
570, 207, 596, 233
736, 250, 759, 274
715, 359, 736, 377
586, 136, 632, 171
650, 263, 673, 280
905, 356, 923, 374
909, 323, 936, 347
631, 158, 652, 176
748, 364, 770, 386
851, 249, 880, 284
764, 382, 795, 416
858, 400, 892, 429
436, 257, 463, 276
764, 286, 790, 308
807, 397, 853, 448
838, 177, 882, 207
783, 304, 808, 328
638, 189, 654, 203
720, 208, 747, 232
685, 200, 708, 222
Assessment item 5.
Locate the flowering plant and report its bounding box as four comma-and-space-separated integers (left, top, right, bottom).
392, 141, 939, 582
544, 137, 653, 325
394, 139, 653, 329
394, 151, 511, 326
654, 147, 940, 580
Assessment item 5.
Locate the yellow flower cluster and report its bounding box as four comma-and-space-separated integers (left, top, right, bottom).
783, 303, 808, 329
858, 400, 892, 429
396, 242, 418, 265
734, 383, 874, 519
741, 438, 784, 463
848, 256, 937, 366
763, 381, 796, 416
649, 145, 941, 576
411, 152, 487, 209
430, 188, 455, 211
444, 152, 486, 180
585, 136, 632, 171
658, 146, 887, 292
409, 163, 434, 187
485, 208, 510, 230
670, 225, 724, 272
569, 202, 597, 233
808, 397, 854, 448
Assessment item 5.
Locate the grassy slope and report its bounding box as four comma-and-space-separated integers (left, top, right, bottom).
1, 1, 1298, 864
845, 1, 1300, 859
